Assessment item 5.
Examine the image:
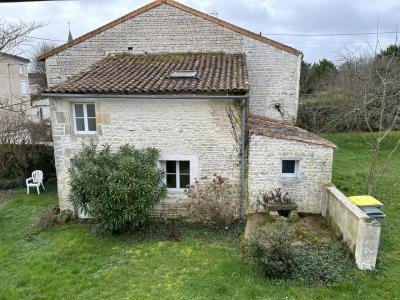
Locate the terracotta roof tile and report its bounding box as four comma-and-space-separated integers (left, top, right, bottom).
46, 52, 249, 95
248, 115, 336, 148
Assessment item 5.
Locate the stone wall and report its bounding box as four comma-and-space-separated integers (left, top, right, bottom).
0, 56, 30, 107
248, 134, 333, 213
322, 185, 381, 270
45, 3, 301, 122
50, 97, 240, 215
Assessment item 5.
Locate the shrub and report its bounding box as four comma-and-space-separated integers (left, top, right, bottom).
0, 178, 25, 190
247, 219, 298, 279
244, 219, 354, 286
31, 205, 60, 232
294, 241, 353, 286
69, 142, 167, 233
185, 174, 239, 227
30, 205, 74, 233
0, 115, 54, 180
256, 188, 292, 207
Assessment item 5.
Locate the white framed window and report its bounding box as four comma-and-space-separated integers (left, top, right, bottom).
72, 103, 97, 134
159, 155, 198, 191
20, 80, 28, 96
281, 159, 299, 178
165, 161, 190, 189
19, 64, 24, 75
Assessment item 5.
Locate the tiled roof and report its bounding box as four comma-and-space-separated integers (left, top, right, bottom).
45, 52, 249, 95
38, 0, 301, 61
248, 115, 336, 148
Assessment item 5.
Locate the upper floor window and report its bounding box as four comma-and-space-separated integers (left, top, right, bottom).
20, 80, 28, 96
281, 159, 299, 177
19, 64, 24, 75
73, 103, 96, 134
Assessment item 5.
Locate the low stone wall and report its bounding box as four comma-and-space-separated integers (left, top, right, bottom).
322, 185, 381, 270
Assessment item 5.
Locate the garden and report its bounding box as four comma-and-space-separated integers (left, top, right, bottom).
0, 132, 399, 299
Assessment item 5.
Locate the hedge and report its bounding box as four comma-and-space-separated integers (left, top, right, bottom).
0, 144, 55, 182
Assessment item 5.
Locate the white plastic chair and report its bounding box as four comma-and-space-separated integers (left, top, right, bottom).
26, 170, 45, 195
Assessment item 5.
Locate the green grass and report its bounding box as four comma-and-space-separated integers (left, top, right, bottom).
1, 132, 400, 299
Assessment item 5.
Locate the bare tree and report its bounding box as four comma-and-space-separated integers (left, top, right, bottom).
0, 19, 43, 55
30, 41, 56, 90
0, 19, 44, 112
339, 47, 400, 194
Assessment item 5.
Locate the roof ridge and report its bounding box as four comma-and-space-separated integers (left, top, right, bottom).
38, 0, 301, 61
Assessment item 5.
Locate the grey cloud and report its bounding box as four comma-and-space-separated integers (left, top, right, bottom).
1, 0, 399, 62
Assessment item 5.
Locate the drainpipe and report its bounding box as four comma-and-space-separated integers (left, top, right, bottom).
240, 95, 248, 220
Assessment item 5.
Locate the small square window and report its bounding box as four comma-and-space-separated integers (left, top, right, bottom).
281, 160, 299, 177
163, 160, 191, 189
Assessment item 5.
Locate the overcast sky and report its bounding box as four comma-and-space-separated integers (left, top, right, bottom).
2, 0, 400, 63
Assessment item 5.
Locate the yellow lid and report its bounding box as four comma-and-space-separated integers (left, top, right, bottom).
348, 195, 383, 207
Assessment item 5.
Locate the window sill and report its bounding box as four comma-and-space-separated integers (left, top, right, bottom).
167, 189, 186, 193
280, 176, 300, 184
74, 132, 97, 136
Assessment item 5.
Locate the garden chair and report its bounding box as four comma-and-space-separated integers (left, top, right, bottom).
26, 170, 45, 195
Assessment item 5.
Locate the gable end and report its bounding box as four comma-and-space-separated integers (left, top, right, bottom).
38, 0, 301, 61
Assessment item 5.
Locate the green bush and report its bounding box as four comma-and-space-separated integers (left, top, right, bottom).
294, 242, 353, 286
245, 219, 354, 286
0, 144, 55, 180
247, 219, 298, 279
30, 205, 60, 233
0, 178, 25, 190
69, 142, 167, 233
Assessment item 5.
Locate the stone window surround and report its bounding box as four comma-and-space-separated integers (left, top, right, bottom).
159, 154, 198, 192
71, 102, 97, 135
280, 157, 301, 180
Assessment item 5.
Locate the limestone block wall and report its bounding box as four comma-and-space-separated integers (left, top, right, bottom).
248, 134, 333, 213
45, 3, 301, 122
0, 56, 29, 99
50, 97, 240, 216
322, 185, 381, 270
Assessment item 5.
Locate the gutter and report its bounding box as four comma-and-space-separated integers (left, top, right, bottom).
41, 93, 247, 100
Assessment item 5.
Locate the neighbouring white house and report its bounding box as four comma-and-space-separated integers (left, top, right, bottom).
0, 53, 31, 110
0, 53, 50, 122
39, 0, 336, 217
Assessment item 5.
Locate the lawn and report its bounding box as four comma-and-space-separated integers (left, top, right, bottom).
1, 132, 399, 299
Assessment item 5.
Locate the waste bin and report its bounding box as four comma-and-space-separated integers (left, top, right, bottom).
359, 206, 386, 222
348, 195, 385, 222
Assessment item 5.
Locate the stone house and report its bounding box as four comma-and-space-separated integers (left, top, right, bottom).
28, 72, 51, 121
39, 0, 335, 217
0, 53, 49, 122
0, 53, 30, 110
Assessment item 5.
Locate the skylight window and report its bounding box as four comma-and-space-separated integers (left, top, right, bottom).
170, 70, 197, 79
